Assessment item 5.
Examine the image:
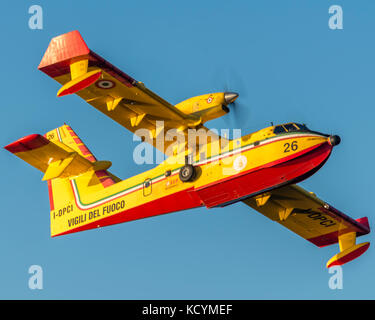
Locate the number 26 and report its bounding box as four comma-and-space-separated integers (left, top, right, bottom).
284, 141, 298, 153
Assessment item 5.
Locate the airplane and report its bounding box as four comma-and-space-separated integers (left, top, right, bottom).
4, 30, 370, 268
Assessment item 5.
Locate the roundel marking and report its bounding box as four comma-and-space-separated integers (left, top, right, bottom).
233, 155, 247, 172
95, 79, 115, 89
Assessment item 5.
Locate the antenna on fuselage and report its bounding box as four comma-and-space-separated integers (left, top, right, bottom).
270, 122, 274, 126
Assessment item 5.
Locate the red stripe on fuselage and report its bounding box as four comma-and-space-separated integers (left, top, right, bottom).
195, 142, 332, 208
53, 187, 203, 237
63, 139, 332, 235
196, 141, 327, 193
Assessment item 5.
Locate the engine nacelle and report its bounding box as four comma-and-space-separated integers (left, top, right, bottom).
175, 93, 230, 124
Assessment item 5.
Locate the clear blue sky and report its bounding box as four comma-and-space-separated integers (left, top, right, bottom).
0, 0, 374, 299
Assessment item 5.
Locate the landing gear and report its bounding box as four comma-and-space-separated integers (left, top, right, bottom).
179, 164, 196, 182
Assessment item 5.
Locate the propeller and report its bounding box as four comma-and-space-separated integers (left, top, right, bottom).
213, 68, 250, 131
224, 92, 239, 105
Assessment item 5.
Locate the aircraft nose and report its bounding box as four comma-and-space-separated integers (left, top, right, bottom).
329, 135, 341, 146
224, 92, 239, 104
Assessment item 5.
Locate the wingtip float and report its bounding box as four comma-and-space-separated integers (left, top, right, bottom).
6, 30, 370, 268
326, 242, 370, 268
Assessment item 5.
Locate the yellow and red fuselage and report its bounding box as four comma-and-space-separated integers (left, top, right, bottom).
49, 124, 336, 237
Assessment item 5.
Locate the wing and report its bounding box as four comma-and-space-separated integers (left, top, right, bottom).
242, 184, 370, 267
4, 131, 112, 181
38, 30, 214, 156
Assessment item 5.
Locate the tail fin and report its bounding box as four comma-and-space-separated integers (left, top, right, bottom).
5, 124, 120, 235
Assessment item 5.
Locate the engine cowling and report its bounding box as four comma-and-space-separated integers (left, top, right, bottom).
175, 92, 237, 124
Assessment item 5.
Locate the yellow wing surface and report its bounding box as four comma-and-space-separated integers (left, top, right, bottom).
4, 126, 113, 182
243, 184, 370, 267
38, 30, 223, 156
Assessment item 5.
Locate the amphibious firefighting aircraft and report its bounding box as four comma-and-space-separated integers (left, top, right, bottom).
5, 31, 370, 268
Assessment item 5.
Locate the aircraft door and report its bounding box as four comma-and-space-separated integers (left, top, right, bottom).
143, 178, 152, 196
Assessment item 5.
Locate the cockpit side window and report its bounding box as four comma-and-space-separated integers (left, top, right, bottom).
284, 123, 299, 132
273, 125, 287, 134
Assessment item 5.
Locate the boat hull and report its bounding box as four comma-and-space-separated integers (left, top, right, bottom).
195, 141, 333, 208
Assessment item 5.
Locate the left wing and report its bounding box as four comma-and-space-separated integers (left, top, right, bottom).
38, 30, 216, 156
242, 184, 370, 267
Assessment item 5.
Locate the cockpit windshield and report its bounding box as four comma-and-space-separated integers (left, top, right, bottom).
295, 123, 309, 131
273, 123, 309, 134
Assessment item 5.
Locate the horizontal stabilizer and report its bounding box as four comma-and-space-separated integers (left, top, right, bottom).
5, 132, 111, 180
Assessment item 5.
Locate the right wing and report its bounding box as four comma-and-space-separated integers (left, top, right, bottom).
38, 30, 217, 156
242, 184, 370, 267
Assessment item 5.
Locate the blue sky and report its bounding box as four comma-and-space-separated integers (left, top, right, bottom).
0, 0, 374, 299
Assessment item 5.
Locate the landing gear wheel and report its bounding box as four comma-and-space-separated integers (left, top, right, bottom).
179, 164, 196, 182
